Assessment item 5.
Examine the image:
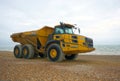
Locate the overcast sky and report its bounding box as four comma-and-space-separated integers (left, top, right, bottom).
0, 0, 120, 47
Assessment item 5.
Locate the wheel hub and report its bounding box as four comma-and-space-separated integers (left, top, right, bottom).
15, 48, 19, 55
23, 48, 27, 56
50, 49, 57, 58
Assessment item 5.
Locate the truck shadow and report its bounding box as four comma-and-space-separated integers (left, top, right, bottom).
25, 57, 97, 65
62, 60, 94, 64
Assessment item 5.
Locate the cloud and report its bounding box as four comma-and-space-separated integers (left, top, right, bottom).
0, 0, 120, 46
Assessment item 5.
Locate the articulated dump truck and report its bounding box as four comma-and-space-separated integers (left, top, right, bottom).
11, 22, 95, 62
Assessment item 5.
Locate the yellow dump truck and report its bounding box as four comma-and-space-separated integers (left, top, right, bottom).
11, 22, 95, 62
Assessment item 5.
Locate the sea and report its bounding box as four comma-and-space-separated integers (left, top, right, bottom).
0, 45, 120, 55
83, 45, 120, 55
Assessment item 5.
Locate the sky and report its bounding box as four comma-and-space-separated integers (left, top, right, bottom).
0, 0, 120, 47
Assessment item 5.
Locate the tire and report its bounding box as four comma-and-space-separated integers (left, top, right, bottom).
65, 54, 78, 60
47, 44, 64, 62
22, 44, 34, 59
14, 45, 22, 58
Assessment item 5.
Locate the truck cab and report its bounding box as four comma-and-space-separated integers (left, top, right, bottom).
46, 22, 95, 61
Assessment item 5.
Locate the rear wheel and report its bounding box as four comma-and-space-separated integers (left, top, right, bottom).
14, 45, 22, 58
22, 44, 34, 59
47, 44, 64, 62
65, 54, 78, 60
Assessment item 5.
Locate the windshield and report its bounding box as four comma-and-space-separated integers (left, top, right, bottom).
55, 26, 80, 34
65, 27, 73, 34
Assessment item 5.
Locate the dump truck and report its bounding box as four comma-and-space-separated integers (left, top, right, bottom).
11, 22, 95, 62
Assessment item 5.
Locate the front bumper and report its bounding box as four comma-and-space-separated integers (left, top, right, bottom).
61, 43, 95, 54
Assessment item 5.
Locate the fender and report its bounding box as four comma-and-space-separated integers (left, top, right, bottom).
45, 40, 60, 51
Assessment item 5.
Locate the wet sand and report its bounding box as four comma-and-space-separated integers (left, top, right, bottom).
0, 51, 120, 81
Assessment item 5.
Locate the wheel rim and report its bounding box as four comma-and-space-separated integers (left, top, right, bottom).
50, 49, 57, 58
23, 48, 27, 56
15, 48, 19, 55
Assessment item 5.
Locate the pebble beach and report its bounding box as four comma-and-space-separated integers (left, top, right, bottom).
0, 51, 120, 81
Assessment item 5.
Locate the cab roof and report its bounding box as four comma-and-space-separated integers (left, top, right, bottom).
55, 23, 75, 28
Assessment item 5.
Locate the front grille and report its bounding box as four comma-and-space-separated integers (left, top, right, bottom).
71, 35, 78, 43
85, 38, 93, 48
72, 40, 78, 43
72, 35, 77, 39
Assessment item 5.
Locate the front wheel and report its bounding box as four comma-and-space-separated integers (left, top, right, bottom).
47, 44, 64, 62
65, 54, 78, 60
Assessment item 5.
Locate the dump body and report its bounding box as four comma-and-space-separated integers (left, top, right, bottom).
11, 26, 53, 50
11, 26, 53, 44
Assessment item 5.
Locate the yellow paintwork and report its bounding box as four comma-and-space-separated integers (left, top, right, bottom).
53, 34, 95, 54
11, 26, 54, 47
50, 49, 57, 58
11, 24, 95, 55
36, 26, 54, 46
